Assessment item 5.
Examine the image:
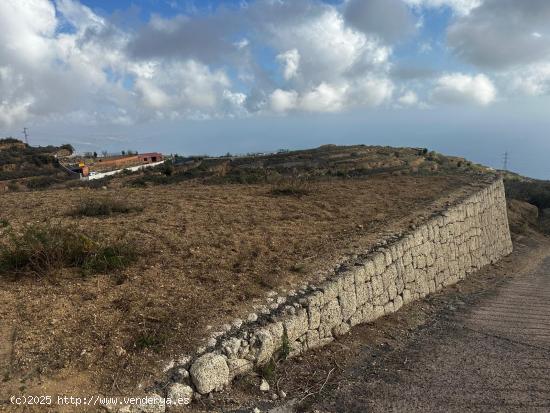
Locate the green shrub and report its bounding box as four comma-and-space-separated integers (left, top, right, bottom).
0, 218, 8, 228
159, 161, 174, 176
70, 196, 142, 217
0, 223, 137, 277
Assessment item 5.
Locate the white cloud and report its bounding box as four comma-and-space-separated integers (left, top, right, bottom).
266, 8, 389, 85
270, 89, 298, 113
133, 60, 233, 116
504, 64, 550, 96
269, 77, 393, 114
56, 0, 105, 31
440, 0, 550, 101
264, 7, 394, 113
432, 73, 496, 105
135, 78, 171, 109
398, 90, 419, 106
277, 49, 300, 81
300, 83, 348, 113
2, 0, 522, 128
350, 77, 394, 107
0, 0, 247, 126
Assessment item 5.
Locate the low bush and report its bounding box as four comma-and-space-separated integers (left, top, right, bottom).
0, 218, 8, 227
70, 196, 142, 217
505, 179, 550, 211
0, 223, 137, 277
25, 175, 66, 189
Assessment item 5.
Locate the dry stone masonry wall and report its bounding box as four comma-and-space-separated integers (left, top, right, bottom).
159, 178, 513, 402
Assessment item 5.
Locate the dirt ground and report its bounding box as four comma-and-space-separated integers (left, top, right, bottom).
205, 226, 550, 413
0, 174, 485, 406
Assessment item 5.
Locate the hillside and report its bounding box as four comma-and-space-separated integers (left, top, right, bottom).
122, 144, 491, 188
0, 138, 74, 189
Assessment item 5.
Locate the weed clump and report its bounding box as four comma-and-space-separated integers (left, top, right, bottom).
70, 196, 142, 217
259, 329, 292, 382
133, 330, 166, 352
0, 223, 137, 277
270, 178, 310, 197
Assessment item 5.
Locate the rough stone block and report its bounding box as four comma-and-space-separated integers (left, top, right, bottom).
371, 275, 385, 297
320, 281, 339, 304
388, 283, 397, 301
308, 304, 321, 330
227, 358, 253, 381
354, 266, 367, 285
190, 353, 230, 394
167, 383, 193, 406
306, 329, 321, 349
284, 309, 309, 342
355, 280, 372, 306
332, 322, 351, 337
255, 330, 275, 365
364, 260, 376, 279
393, 295, 403, 311
373, 252, 386, 274
319, 299, 342, 338
339, 289, 357, 321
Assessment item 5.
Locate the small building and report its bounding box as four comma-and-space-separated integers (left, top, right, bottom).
139, 153, 163, 163
69, 165, 89, 177
96, 155, 140, 170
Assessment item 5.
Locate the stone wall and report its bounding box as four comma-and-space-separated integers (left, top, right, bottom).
160, 178, 513, 400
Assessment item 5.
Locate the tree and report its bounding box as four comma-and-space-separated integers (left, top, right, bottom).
60, 144, 74, 154
93, 151, 98, 158
101, 150, 108, 158
121, 150, 126, 156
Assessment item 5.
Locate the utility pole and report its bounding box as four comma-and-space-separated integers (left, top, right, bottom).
22, 127, 29, 145
503, 151, 509, 171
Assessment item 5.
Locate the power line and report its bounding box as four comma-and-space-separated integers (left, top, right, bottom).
22, 127, 29, 145
503, 151, 509, 171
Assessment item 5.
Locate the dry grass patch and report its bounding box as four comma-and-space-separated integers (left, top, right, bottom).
70, 196, 142, 217
270, 177, 311, 197
0, 222, 138, 277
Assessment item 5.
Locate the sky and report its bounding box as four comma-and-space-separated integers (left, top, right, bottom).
1, 0, 550, 178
